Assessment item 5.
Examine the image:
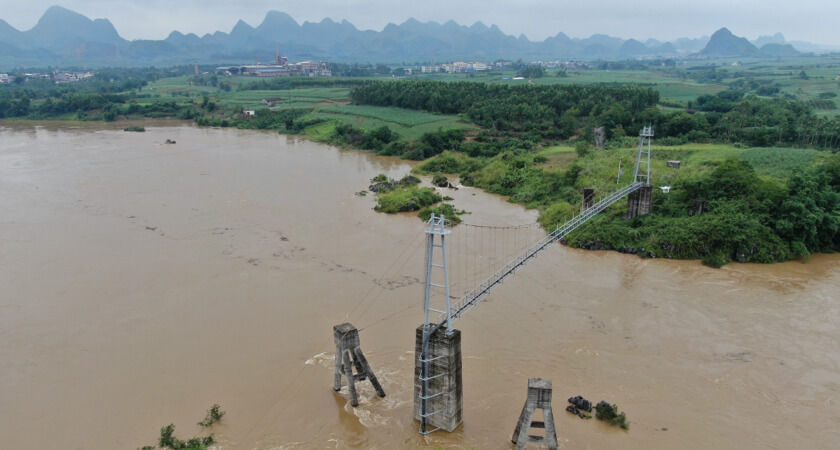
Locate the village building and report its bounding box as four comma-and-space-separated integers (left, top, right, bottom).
53, 72, 94, 83
433, 62, 491, 74
218, 49, 331, 78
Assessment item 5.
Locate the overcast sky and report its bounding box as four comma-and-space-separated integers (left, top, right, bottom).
3, 1, 839, 44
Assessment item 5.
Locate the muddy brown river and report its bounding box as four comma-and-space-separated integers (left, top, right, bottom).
1, 121, 838, 449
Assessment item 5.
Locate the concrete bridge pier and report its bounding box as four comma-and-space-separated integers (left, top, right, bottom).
625, 185, 652, 218
511, 378, 558, 450
414, 323, 463, 432
333, 323, 386, 407
582, 188, 595, 212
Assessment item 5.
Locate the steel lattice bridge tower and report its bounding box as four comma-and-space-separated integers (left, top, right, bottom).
414, 126, 654, 434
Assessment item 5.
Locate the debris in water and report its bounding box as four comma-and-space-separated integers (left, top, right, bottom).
568, 395, 593, 412
565, 404, 590, 419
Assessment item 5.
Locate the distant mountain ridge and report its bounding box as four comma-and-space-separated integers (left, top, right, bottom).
697, 27, 803, 58
0, 6, 828, 67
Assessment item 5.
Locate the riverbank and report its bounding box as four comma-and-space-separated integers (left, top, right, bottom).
6, 71, 840, 267
8, 115, 840, 268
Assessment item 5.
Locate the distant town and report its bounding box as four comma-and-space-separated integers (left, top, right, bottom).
216, 50, 332, 77
0, 59, 615, 85
0, 55, 687, 85
210, 51, 595, 79
0, 71, 95, 84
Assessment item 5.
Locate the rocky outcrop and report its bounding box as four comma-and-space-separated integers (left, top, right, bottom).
368, 175, 421, 193
593, 126, 606, 149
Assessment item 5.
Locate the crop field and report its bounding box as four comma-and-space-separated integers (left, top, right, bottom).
739, 147, 823, 177
308, 108, 476, 140
146, 77, 353, 110
316, 104, 448, 126
215, 88, 351, 110
228, 88, 349, 101
566, 143, 829, 190
653, 83, 727, 103
146, 76, 195, 92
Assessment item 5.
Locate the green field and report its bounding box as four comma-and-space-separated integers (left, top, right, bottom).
564, 143, 827, 193
315, 104, 451, 126
215, 88, 351, 110
145, 77, 353, 110
141, 56, 840, 138
308, 108, 476, 140
410, 56, 840, 115
739, 147, 824, 177
143, 77, 476, 139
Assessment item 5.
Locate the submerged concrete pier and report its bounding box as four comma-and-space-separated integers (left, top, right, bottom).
511, 378, 558, 450
414, 323, 463, 432
333, 323, 385, 407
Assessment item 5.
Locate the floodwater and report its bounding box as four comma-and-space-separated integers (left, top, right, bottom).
1, 121, 838, 449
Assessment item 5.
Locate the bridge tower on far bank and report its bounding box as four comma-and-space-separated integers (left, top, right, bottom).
626, 126, 653, 218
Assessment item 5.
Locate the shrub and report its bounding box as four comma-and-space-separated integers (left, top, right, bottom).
413, 151, 484, 175
701, 251, 727, 268
595, 401, 629, 429
375, 186, 442, 213
156, 423, 215, 450
418, 203, 463, 224
538, 201, 576, 229
575, 141, 590, 157
198, 404, 226, 427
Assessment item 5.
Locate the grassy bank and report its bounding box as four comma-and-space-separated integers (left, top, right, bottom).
413, 143, 840, 267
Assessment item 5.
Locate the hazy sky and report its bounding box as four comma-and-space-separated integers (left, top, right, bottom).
3, 1, 839, 44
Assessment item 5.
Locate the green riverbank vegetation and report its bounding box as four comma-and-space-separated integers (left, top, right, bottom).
414, 146, 840, 267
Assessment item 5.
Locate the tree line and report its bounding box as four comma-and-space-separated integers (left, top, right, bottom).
0, 67, 184, 119
350, 80, 660, 140
349, 80, 840, 149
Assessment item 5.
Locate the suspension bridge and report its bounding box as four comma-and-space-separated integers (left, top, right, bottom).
416, 126, 655, 434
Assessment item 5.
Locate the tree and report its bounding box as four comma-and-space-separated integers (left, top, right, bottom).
517, 66, 545, 79
774, 169, 840, 254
